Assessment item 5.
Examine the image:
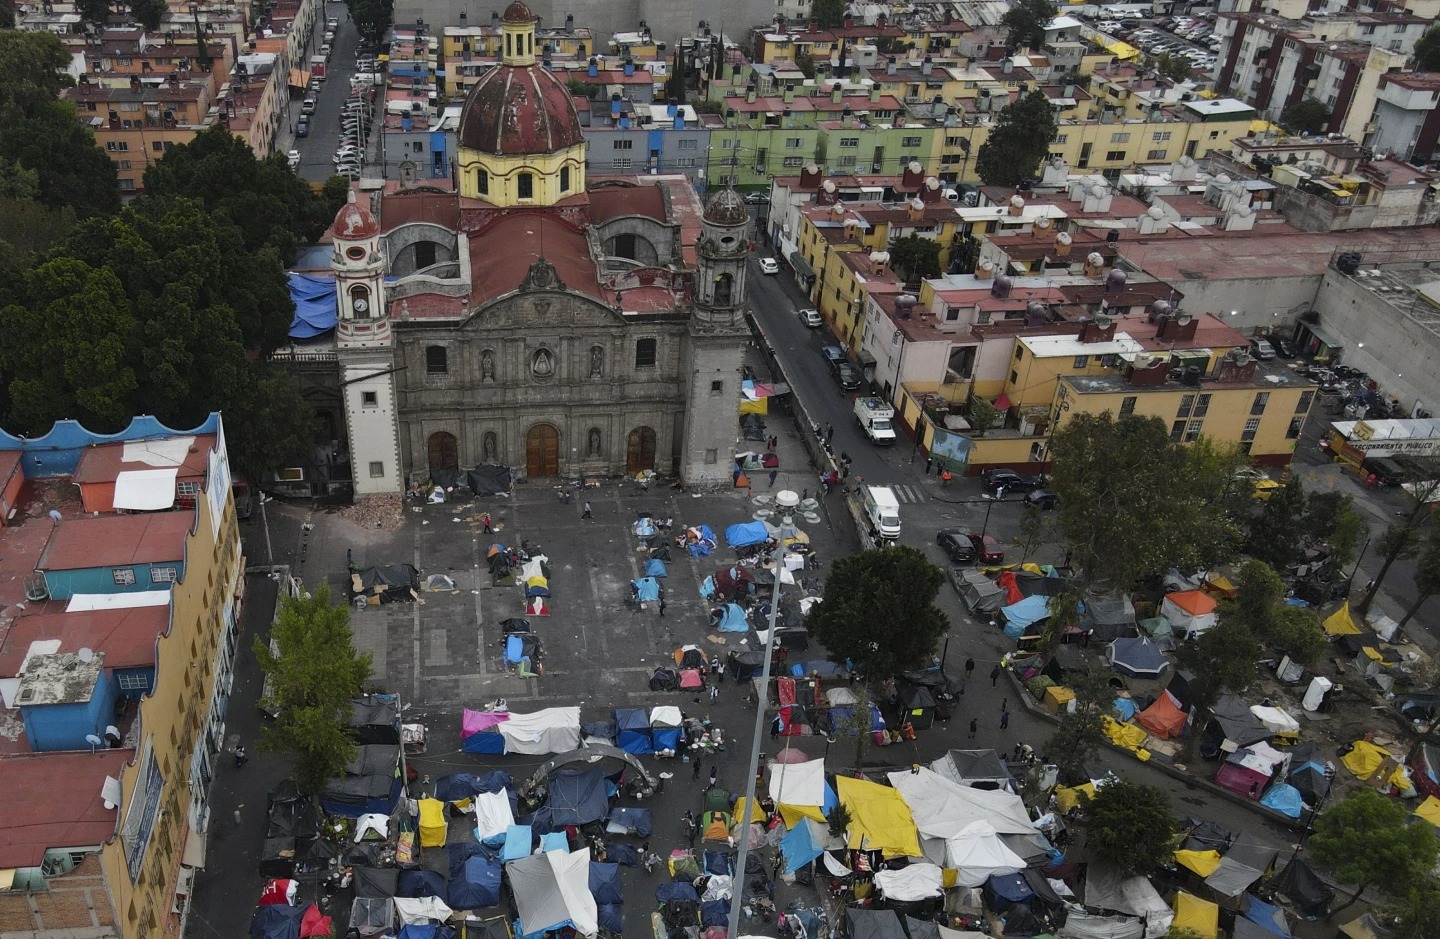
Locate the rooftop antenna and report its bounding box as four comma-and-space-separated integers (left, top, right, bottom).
85, 734, 103, 754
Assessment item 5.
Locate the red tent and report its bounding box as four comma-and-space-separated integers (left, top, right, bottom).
996, 571, 1025, 605
300, 904, 333, 938
1136, 691, 1188, 739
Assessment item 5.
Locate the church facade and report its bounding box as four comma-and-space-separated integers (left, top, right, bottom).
322, 1, 749, 495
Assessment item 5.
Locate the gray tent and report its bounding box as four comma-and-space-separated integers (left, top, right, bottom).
1208, 696, 1271, 750
506, 849, 597, 936
848, 908, 907, 939
348, 897, 395, 938
522, 743, 658, 800
952, 569, 1005, 613
1084, 864, 1174, 935
1081, 593, 1138, 642
1204, 832, 1280, 898
931, 749, 1013, 790
1057, 912, 1144, 939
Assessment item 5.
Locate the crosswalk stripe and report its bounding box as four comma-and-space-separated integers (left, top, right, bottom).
891, 485, 926, 503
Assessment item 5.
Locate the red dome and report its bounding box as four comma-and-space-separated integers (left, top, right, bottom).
458, 64, 584, 156
334, 191, 379, 239
501, 0, 534, 23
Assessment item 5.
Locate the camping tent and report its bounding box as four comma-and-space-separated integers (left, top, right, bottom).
1269, 858, 1333, 918
1409, 741, 1440, 798
461, 710, 509, 754
418, 798, 447, 848
1250, 706, 1300, 738
1081, 593, 1138, 641
1084, 864, 1174, 938
447, 855, 502, 910
613, 708, 653, 756
1259, 783, 1304, 818
768, 757, 826, 807
934, 820, 1026, 886
498, 708, 581, 755
1107, 637, 1169, 680
955, 569, 1006, 613
982, 872, 1033, 912
1136, 691, 1187, 739
725, 522, 773, 548
874, 863, 944, 902
713, 603, 750, 633
931, 749, 1013, 790
1171, 892, 1218, 939
1240, 895, 1292, 938
835, 776, 922, 858
394, 897, 456, 926
650, 707, 684, 752
1215, 746, 1287, 799
1000, 595, 1051, 637
1204, 833, 1279, 898
1208, 696, 1271, 751
545, 767, 609, 826
506, 849, 598, 937
847, 908, 908, 939
1161, 590, 1218, 637
895, 684, 938, 730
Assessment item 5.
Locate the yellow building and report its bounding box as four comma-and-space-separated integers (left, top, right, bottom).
816, 246, 903, 349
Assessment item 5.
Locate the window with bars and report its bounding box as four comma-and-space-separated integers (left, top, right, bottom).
1120, 396, 1137, 416
150, 567, 177, 584
1177, 394, 1195, 419
635, 337, 657, 368
1242, 417, 1260, 442
1296, 391, 1314, 414
1184, 419, 1204, 442
1195, 393, 1212, 417
114, 567, 137, 585
1251, 391, 1269, 415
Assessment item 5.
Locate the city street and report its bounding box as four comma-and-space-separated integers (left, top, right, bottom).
280, 0, 370, 183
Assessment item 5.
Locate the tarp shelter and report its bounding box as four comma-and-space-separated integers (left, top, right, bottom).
983, 872, 1034, 912
350, 697, 402, 745
1250, 706, 1300, 738
434, 770, 512, 804
1240, 895, 1292, 938
1208, 696, 1271, 751
645, 558, 668, 578
1269, 858, 1333, 918
1410, 742, 1440, 798
614, 708, 653, 755
1057, 912, 1143, 939
418, 798, 447, 847
1204, 833, 1279, 898
546, 767, 609, 826
448, 854, 501, 910
1107, 636, 1169, 680
351, 565, 421, 603
1216, 746, 1285, 799
875, 863, 944, 901
398, 869, 446, 899
713, 602, 750, 633
955, 569, 1006, 613
349, 897, 395, 936
394, 897, 455, 926
507, 849, 598, 937
1054, 783, 1095, 813
1416, 795, 1440, 828
650, 707, 683, 752
1084, 864, 1174, 937
1171, 892, 1218, 939
1136, 691, 1187, 739
1324, 602, 1362, 636
1101, 715, 1150, 756
320, 770, 400, 819
1341, 739, 1407, 788
474, 790, 515, 840
461, 710, 509, 755
1173, 850, 1222, 878
835, 775, 923, 858
502, 826, 532, 862
1339, 914, 1391, 939
250, 904, 310, 939
725, 521, 772, 548
932, 749, 1013, 790
1260, 783, 1304, 818
933, 820, 1026, 886
848, 908, 908, 939
887, 767, 1035, 849
1184, 820, 1233, 852
1000, 595, 1051, 637
1161, 591, 1218, 637
354, 867, 399, 899
768, 757, 826, 807
780, 817, 827, 873
1081, 593, 1138, 641
896, 684, 938, 729
631, 577, 660, 602
498, 708, 581, 755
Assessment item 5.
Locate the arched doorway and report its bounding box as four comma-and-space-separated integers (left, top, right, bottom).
427, 431, 459, 474
526, 424, 560, 477
626, 426, 657, 473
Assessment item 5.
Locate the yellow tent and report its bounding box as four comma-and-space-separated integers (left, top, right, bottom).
1054, 783, 1095, 813
1173, 849, 1223, 878
778, 803, 826, 827
1172, 891, 1219, 939
1341, 739, 1392, 778
835, 776, 922, 858
1415, 796, 1440, 829
1101, 716, 1152, 760
418, 797, 448, 848
731, 797, 769, 824
1324, 602, 1361, 636
739, 397, 768, 415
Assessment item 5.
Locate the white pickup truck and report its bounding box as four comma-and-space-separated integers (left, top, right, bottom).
854, 396, 897, 445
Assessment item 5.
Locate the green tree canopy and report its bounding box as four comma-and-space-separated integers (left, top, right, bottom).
811, 0, 845, 29
1302, 490, 1365, 572
1152, 52, 1194, 83
974, 90, 1057, 188
1045, 665, 1111, 782
1310, 788, 1440, 911
347, 0, 393, 39
1414, 25, 1440, 71
1000, 0, 1058, 51
1384, 878, 1440, 939
130, 0, 166, 31
1174, 619, 1259, 744
806, 546, 948, 678
1082, 780, 1176, 876
888, 233, 942, 282
1245, 476, 1307, 568
1279, 97, 1330, 136
1048, 413, 1243, 593
1399, 524, 1440, 630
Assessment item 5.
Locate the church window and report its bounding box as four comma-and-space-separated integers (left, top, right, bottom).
426, 346, 449, 375
560, 165, 571, 192
635, 337, 657, 369
361, 391, 378, 407
369, 461, 385, 478
414, 241, 437, 269
476, 169, 489, 195
518, 172, 534, 199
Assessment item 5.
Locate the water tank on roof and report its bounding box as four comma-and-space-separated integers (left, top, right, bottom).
1106, 269, 1128, 293
1336, 252, 1362, 275
992, 274, 1013, 298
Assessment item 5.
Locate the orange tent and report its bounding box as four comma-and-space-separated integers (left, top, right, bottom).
1136, 690, 1188, 739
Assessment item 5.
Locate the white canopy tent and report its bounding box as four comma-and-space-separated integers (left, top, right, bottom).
473, 789, 515, 840
498, 708, 582, 755
768, 757, 826, 806
507, 849, 598, 936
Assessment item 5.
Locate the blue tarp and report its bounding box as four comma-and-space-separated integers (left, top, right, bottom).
827, 705, 884, 736
702, 851, 734, 876
795, 660, 849, 678
632, 578, 661, 602
652, 725, 681, 751
699, 575, 716, 599
598, 905, 624, 934
614, 708, 654, 755
607, 807, 652, 836
725, 521, 771, 548
1001, 595, 1051, 636
1259, 782, 1304, 819
781, 818, 825, 873
461, 729, 506, 754
502, 825, 532, 862
448, 855, 502, 910
540, 831, 568, 852
546, 767, 609, 826
701, 900, 729, 926
655, 882, 700, 904
1112, 697, 1137, 721
589, 863, 624, 905
397, 868, 447, 898
250, 903, 306, 939
715, 602, 750, 633
1108, 636, 1170, 679
435, 772, 514, 803
645, 558, 668, 578
286, 273, 338, 339
398, 926, 457, 939
1242, 895, 1293, 937
687, 525, 717, 559
983, 872, 1034, 912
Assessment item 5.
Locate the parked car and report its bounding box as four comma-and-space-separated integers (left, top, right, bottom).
1250, 337, 1277, 360
745, 192, 768, 205
936, 529, 979, 563
1024, 489, 1059, 510
301, 97, 318, 115
1273, 337, 1297, 358
798, 307, 822, 327
821, 345, 846, 366
286, 149, 301, 170
833, 362, 861, 392
966, 531, 1006, 563
758, 258, 780, 274
296, 119, 309, 137
981, 468, 1045, 494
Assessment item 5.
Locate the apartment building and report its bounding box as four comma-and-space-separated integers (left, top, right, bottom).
66, 74, 219, 193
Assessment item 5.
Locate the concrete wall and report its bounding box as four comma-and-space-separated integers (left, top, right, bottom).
1312, 267, 1440, 414
1134, 272, 1324, 337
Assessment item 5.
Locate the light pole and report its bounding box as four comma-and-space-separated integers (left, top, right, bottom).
726, 490, 796, 937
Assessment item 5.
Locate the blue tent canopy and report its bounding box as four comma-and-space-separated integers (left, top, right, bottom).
546, 767, 609, 826
1241, 894, 1293, 937
607, 806, 652, 837
539, 831, 568, 852
701, 900, 729, 926
435, 772, 514, 803
589, 862, 624, 905
1112, 697, 1137, 721
725, 521, 771, 548
715, 602, 750, 633
501, 825, 532, 862
448, 854, 502, 910
702, 851, 734, 876
613, 708, 654, 755
827, 705, 884, 735
398, 926, 458, 939
781, 818, 825, 873
687, 525, 717, 558
250, 903, 306, 939
983, 872, 1034, 912
598, 905, 624, 935
286, 273, 338, 339
645, 558, 668, 578
655, 882, 700, 904
795, 660, 849, 678
1001, 595, 1051, 637
1259, 782, 1304, 819
1108, 636, 1170, 679
398, 868, 447, 898
632, 578, 661, 602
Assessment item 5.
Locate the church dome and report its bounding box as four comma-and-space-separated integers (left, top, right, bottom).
704, 189, 749, 227
334, 190, 379, 239
501, 0, 534, 23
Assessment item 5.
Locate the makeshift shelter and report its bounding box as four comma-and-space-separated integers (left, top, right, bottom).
724, 521, 773, 548
1161, 590, 1218, 637
826, 703, 884, 737
1136, 691, 1187, 739
1250, 706, 1300, 739
650, 706, 683, 752
1288, 760, 1332, 805
1053, 783, 1095, 813
631, 577, 661, 603
443, 854, 500, 911
1341, 740, 1407, 789
1173, 850, 1222, 878
398, 869, 446, 899
1410, 742, 1440, 798
1323, 602, 1361, 636
1107, 636, 1169, 680
507, 849, 598, 937
955, 569, 1006, 613
350, 697, 402, 744
1000, 595, 1051, 638
614, 708, 653, 755
1057, 912, 1143, 939
935, 820, 1026, 886
780, 817, 827, 873
983, 873, 1034, 912
461, 710, 510, 755
418, 798, 447, 848
1084, 864, 1173, 938
1215, 745, 1288, 799
1269, 858, 1333, 918
1259, 783, 1304, 818
1183, 820, 1233, 852
835, 775, 923, 857
768, 757, 826, 807
394, 897, 455, 927
349, 897, 396, 936
351, 565, 421, 604
931, 749, 1013, 790
522, 745, 657, 797
250, 904, 315, 939
1204, 833, 1279, 898
726, 650, 766, 682
545, 767, 609, 826
497, 708, 581, 755
1171, 892, 1218, 939
1081, 593, 1138, 641
712, 602, 750, 633
875, 863, 944, 902
887, 767, 1035, 846
848, 908, 908, 939
1240, 895, 1292, 938
895, 684, 938, 730
1207, 696, 1271, 752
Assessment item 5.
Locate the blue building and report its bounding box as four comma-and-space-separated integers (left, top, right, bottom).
37, 512, 193, 601
17, 650, 118, 752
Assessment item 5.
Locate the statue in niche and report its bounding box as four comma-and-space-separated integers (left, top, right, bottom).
482, 432, 498, 463
715, 273, 732, 306
481, 350, 495, 382
532, 348, 554, 378
587, 428, 602, 457
590, 346, 604, 378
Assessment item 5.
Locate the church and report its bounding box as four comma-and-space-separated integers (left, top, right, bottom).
308, 0, 750, 496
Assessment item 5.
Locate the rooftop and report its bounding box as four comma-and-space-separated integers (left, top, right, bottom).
39, 512, 193, 572
16, 650, 105, 706
1064, 355, 1317, 394
71, 435, 213, 485
0, 595, 171, 677
0, 750, 132, 867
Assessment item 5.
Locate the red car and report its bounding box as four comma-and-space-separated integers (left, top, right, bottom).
966, 531, 1005, 563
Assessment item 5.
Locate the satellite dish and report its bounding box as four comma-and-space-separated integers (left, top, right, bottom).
78, 647, 94, 664
85, 734, 103, 752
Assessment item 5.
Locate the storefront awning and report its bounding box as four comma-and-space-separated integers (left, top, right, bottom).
788, 251, 815, 279
1300, 322, 1343, 352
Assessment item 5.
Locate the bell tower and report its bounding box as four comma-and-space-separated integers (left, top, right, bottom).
681, 189, 751, 485
331, 191, 402, 495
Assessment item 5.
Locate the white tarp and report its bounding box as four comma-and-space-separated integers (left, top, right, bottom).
394, 896, 455, 925
1249, 706, 1300, 736
1232, 740, 1290, 776
874, 862, 944, 901
826, 687, 859, 706
649, 705, 683, 728
66, 591, 172, 612
518, 556, 550, 582
121, 436, 194, 466
474, 789, 515, 839
1058, 911, 1145, 939
1085, 865, 1174, 938
499, 708, 582, 755
769, 758, 825, 806
507, 849, 598, 937
938, 820, 1025, 886
888, 767, 1034, 837
113, 468, 178, 510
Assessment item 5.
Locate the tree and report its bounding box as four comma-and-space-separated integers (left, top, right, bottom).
1245, 476, 1307, 568
1398, 524, 1440, 630
0, 0, 14, 29
827, 802, 853, 840
1263, 605, 1328, 667
1000, 0, 1058, 51
974, 90, 1057, 188
1231, 559, 1285, 632
1082, 780, 1176, 877
888, 233, 941, 282
1045, 666, 1111, 782
1049, 413, 1243, 593
950, 234, 981, 273
347, 0, 393, 39
1302, 490, 1365, 573
1174, 620, 1260, 754
1152, 52, 1194, 83
1279, 98, 1330, 136
1414, 25, 1440, 72
968, 395, 1000, 436
837, 687, 876, 768
130, 0, 166, 30
1016, 502, 1049, 563
794, 50, 817, 80
254, 585, 374, 794
1356, 508, 1429, 616
1310, 788, 1440, 912
1383, 878, 1440, 939
805, 546, 948, 678
811, 0, 845, 29
76, 0, 110, 30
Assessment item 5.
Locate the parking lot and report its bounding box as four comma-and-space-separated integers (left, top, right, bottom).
1090, 12, 1221, 77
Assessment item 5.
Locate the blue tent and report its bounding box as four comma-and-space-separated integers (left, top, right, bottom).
714, 603, 750, 633
398, 926, 458, 939
726, 521, 771, 548
796, 660, 849, 678
687, 525, 717, 558
397, 868, 447, 898
448, 855, 502, 910
701, 901, 729, 926
607, 807, 652, 837
614, 708, 653, 755
699, 575, 717, 599
539, 831, 568, 851
1112, 697, 1137, 721
655, 882, 700, 904
632, 578, 661, 602
598, 905, 624, 934
983, 873, 1034, 912
780, 818, 826, 873
286, 273, 338, 339
1259, 782, 1304, 819
1001, 595, 1051, 637
651, 720, 682, 752
702, 851, 734, 876
501, 825, 532, 862
645, 558, 668, 578
435, 772, 514, 803
826, 705, 884, 736
1107, 636, 1170, 679
589, 863, 624, 905
546, 767, 609, 826
1241, 895, 1293, 937
250, 903, 306, 939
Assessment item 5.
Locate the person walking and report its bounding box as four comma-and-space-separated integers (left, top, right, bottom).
582, 501, 593, 519
708, 684, 719, 703
706, 766, 718, 791
642, 843, 660, 874
682, 810, 697, 847
990, 665, 1001, 687
825, 423, 834, 444
968, 718, 977, 739
1001, 697, 1008, 712
692, 760, 703, 782
940, 468, 953, 487
768, 468, 778, 487
964, 657, 975, 680
234, 745, 248, 768
482, 512, 493, 534
770, 714, 782, 739
925, 456, 933, 475
658, 595, 667, 617
1000, 709, 1010, 730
